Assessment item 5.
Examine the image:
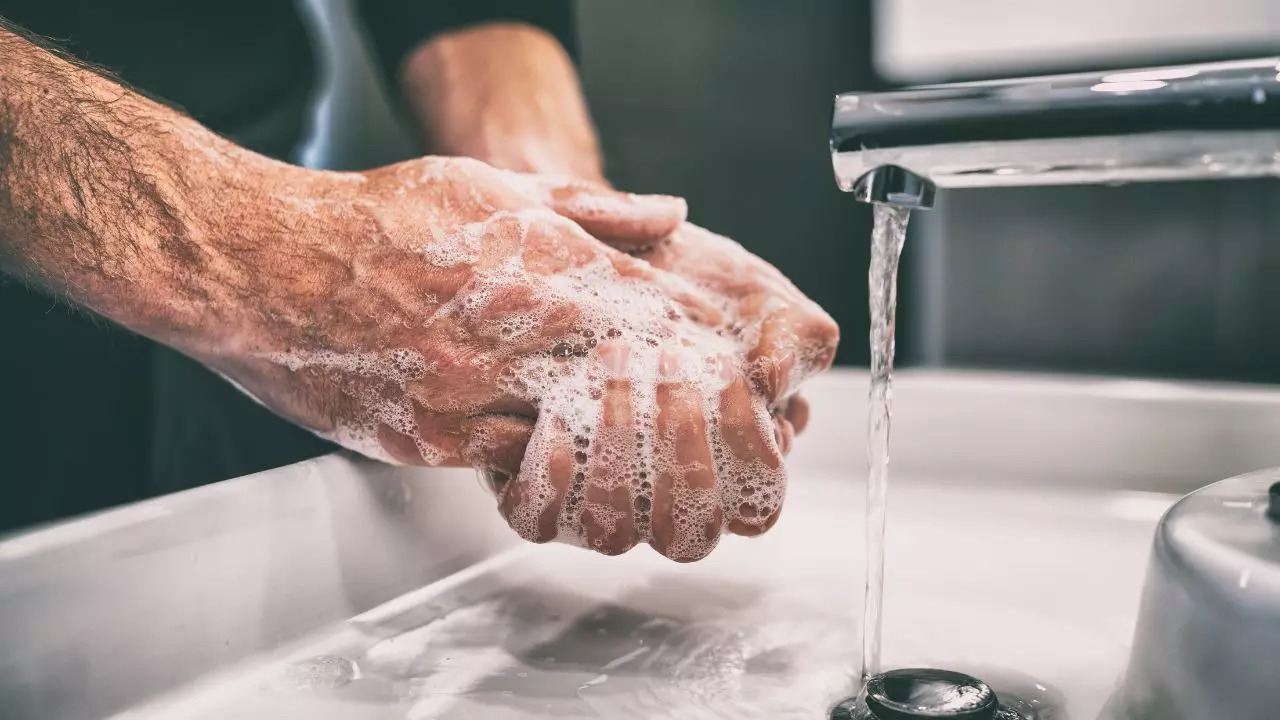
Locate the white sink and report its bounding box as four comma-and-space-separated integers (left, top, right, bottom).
117, 480, 1168, 720
6, 369, 1280, 719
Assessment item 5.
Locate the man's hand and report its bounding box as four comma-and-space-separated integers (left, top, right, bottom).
195, 157, 791, 561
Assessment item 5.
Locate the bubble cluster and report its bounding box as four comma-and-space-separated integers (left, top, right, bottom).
267, 347, 444, 465
418, 219, 485, 267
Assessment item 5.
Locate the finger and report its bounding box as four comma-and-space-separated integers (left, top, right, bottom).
579, 359, 641, 556
537, 176, 687, 250
499, 412, 574, 544
746, 307, 799, 405
715, 374, 786, 537
650, 353, 722, 562
785, 394, 811, 435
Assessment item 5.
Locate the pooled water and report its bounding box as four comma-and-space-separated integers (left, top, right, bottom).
862, 204, 911, 681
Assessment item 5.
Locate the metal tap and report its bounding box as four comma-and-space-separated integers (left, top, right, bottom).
831, 57, 1280, 210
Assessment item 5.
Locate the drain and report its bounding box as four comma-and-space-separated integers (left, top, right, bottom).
830, 668, 1040, 720
867, 669, 997, 719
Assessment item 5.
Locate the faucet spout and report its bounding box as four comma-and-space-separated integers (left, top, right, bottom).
831, 57, 1280, 200
852, 165, 937, 209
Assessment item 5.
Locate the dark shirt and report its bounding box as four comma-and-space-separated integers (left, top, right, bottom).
0, 0, 575, 532
1, 1, 576, 154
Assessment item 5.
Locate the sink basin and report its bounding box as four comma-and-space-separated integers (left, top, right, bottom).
4, 369, 1280, 719
115, 481, 1164, 720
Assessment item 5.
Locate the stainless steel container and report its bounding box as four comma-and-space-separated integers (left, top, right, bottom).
1114, 467, 1280, 719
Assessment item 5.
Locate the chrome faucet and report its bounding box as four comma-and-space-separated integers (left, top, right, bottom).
831, 57, 1280, 210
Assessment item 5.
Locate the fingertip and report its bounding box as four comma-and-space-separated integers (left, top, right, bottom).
547, 183, 688, 249
659, 534, 720, 563
785, 395, 811, 435
501, 415, 573, 544
590, 535, 641, 557
727, 502, 783, 537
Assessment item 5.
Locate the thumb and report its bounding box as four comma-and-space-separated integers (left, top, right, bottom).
535, 176, 687, 250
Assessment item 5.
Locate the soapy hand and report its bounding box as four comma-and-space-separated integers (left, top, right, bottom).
629, 222, 837, 453
197, 156, 798, 561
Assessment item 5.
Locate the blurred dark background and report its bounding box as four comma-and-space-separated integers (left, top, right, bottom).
3, 0, 1280, 530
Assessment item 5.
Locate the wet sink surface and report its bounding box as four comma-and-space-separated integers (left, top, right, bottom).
120, 478, 1171, 720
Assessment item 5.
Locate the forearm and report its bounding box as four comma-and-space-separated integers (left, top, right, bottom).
0, 25, 313, 351
400, 22, 605, 183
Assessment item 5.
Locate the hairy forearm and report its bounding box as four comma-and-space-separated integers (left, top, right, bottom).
0, 24, 317, 351
400, 22, 604, 183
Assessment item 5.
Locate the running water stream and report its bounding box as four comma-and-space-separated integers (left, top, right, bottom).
861, 204, 911, 681
833, 202, 1052, 720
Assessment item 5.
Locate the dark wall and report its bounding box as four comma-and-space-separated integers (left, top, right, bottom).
577, 0, 882, 366
912, 180, 1280, 382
